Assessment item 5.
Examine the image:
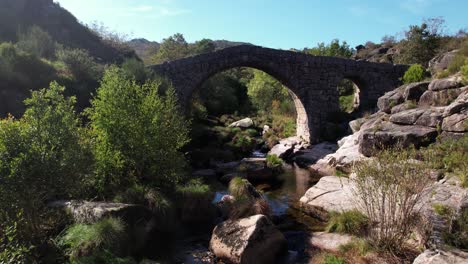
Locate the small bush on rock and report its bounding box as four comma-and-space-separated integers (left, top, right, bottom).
266, 154, 283, 170
353, 147, 432, 252
402, 64, 425, 84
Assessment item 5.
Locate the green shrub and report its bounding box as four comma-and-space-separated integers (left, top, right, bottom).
442, 207, 468, 250
177, 179, 211, 197
56, 47, 102, 81
86, 67, 190, 197
461, 59, 468, 85
447, 54, 466, 74
121, 57, 149, 83
0, 212, 33, 263
176, 179, 215, 224
323, 254, 346, 264
16, 25, 56, 59
58, 218, 128, 261
326, 210, 369, 235
266, 154, 283, 169
0, 82, 92, 242
433, 203, 453, 217
403, 64, 425, 84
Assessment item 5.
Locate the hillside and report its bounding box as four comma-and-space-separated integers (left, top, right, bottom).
0, 0, 135, 63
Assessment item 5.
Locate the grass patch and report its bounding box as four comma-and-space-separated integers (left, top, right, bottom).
432, 203, 453, 217
266, 154, 283, 170
323, 254, 346, 264
339, 238, 372, 256
176, 179, 211, 197
326, 210, 369, 236
58, 218, 127, 261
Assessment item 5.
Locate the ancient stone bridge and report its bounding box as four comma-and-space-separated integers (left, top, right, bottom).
149, 45, 408, 143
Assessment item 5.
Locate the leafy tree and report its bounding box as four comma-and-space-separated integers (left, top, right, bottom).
192, 39, 216, 55
150, 33, 189, 64
16, 25, 56, 59
305, 39, 353, 58
86, 67, 190, 197
247, 70, 290, 112
396, 18, 445, 66
121, 57, 150, 84
0, 82, 92, 243
56, 47, 102, 81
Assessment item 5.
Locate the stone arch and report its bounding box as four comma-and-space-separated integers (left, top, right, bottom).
190, 65, 311, 142
149, 45, 408, 143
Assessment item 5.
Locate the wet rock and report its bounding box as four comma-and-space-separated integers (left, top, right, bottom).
209, 214, 287, 264
299, 176, 355, 220
310, 232, 353, 252
268, 137, 304, 159
390, 108, 426, 125
428, 75, 463, 91
229, 118, 254, 128
404, 81, 430, 101
293, 142, 338, 167
377, 89, 404, 113
413, 249, 468, 264
215, 161, 241, 174
358, 121, 437, 157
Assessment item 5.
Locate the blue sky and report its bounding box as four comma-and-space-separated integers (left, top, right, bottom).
54, 0, 467, 49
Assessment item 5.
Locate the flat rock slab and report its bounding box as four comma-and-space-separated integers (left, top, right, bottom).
229, 118, 254, 128
299, 176, 356, 220
293, 142, 338, 167
310, 232, 353, 252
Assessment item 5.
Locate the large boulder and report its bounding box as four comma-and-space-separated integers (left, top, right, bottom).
419, 87, 467, 107
389, 108, 426, 125
442, 111, 467, 132
443, 90, 468, 117
414, 108, 445, 128
404, 81, 430, 101
413, 249, 468, 264
428, 75, 463, 91
429, 50, 459, 74
377, 89, 404, 113
299, 176, 356, 220
229, 118, 254, 128
358, 121, 437, 157
268, 136, 304, 159
209, 215, 287, 264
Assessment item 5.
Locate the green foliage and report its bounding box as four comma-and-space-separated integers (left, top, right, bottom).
306, 39, 353, 58
323, 254, 346, 264
433, 203, 453, 216
247, 69, 290, 112
403, 64, 425, 84
337, 79, 357, 113
177, 179, 211, 197
396, 18, 444, 65
229, 177, 253, 199
326, 210, 369, 235
442, 207, 468, 250
86, 67, 190, 197
58, 218, 129, 262
422, 135, 468, 187
151, 33, 189, 64
56, 47, 102, 81
461, 59, 468, 85
120, 57, 150, 83
0, 212, 33, 264
16, 25, 56, 59
0, 43, 56, 115
0, 82, 92, 240
192, 39, 216, 55
266, 154, 283, 169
